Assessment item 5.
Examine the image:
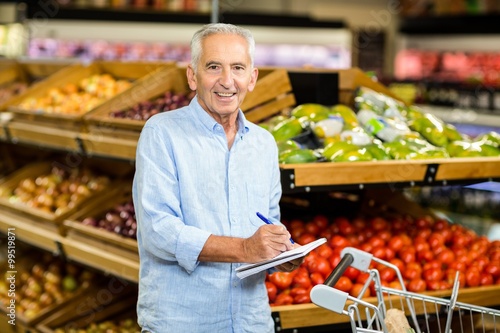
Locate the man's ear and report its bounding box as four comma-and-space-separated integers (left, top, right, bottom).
247, 67, 259, 92
186, 65, 197, 91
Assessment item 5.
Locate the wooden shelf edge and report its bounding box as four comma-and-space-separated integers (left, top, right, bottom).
280, 157, 500, 189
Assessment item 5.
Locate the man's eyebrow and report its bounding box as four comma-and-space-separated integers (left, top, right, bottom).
205, 61, 221, 67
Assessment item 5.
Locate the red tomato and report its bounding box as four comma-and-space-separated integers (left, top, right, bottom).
378, 230, 392, 242
291, 226, 305, 240
414, 237, 430, 252
470, 256, 490, 271
312, 215, 329, 231
399, 248, 416, 264
379, 267, 396, 283
368, 236, 385, 249
415, 216, 432, 229
484, 261, 500, 278
305, 223, 320, 236
310, 272, 325, 285
274, 292, 294, 306
292, 272, 312, 289
350, 283, 370, 298
370, 246, 386, 260
268, 272, 293, 290
308, 257, 332, 278
370, 217, 388, 231
385, 247, 396, 261
298, 233, 316, 245
415, 228, 432, 240
417, 249, 434, 263
289, 219, 305, 230
265, 281, 277, 302
480, 273, 494, 286
315, 244, 334, 259
319, 229, 334, 241
290, 286, 308, 297
408, 278, 426, 292
465, 267, 481, 287
433, 218, 449, 231
356, 272, 371, 285
403, 262, 422, 280
388, 280, 404, 290
293, 293, 311, 304
448, 260, 467, 272
328, 252, 341, 269
336, 217, 355, 236
423, 267, 444, 282
389, 258, 405, 274
329, 235, 351, 250
388, 235, 405, 252
352, 217, 367, 231
334, 276, 353, 292
343, 266, 360, 281
436, 248, 455, 266
428, 233, 445, 249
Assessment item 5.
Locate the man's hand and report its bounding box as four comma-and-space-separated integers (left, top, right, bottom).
243, 224, 294, 263
275, 243, 304, 272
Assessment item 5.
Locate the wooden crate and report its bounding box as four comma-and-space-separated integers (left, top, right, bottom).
336, 67, 406, 106
80, 64, 186, 159
63, 182, 138, 252
3, 61, 173, 131
37, 294, 138, 333
84, 64, 187, 132
0, 159, 128, 227
0, 59, 78, 111
240, 68, 296, 123
0, 253, 104, 330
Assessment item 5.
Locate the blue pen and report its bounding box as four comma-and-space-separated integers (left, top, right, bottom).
256, 212, 294, 244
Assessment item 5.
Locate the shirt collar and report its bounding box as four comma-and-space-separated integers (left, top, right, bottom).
190, 95, 250, 137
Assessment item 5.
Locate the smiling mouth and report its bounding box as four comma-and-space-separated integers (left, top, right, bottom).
216, 92, 235, 97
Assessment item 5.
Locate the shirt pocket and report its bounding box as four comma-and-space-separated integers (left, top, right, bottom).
246, 183, 270, 227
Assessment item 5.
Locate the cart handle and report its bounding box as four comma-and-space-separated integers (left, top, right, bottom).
324, 247, 373, 287
324, 253, 354, 287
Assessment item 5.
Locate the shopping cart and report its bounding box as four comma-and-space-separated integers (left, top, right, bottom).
310, 247, 500, 333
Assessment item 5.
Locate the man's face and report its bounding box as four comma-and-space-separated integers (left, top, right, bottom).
187, 33, 258, 120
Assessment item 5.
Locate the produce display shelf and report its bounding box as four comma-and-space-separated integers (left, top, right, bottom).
0, 208, 64, 254
280, 157, 500, 193
271, 284, 500, 330
0, 208, 139, 283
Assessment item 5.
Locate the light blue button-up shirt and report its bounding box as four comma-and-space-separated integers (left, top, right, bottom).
132, 96, 282, 333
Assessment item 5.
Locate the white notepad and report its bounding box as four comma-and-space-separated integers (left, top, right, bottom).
235, 238, 327, 279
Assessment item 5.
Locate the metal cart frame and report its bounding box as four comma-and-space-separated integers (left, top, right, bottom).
310, 247, 500, 333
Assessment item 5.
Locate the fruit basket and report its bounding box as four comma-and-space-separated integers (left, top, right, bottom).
0, 158, 131, 227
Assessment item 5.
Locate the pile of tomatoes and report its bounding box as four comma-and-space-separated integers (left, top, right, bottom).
266, 214, 500, 306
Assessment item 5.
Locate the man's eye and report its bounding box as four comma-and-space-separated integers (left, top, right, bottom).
208, 65, 219, 70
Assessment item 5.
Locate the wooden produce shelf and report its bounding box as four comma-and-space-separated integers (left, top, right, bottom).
79, 132, 137, 160
7, 120, 81, 152
280, 157, 500, 192
0, 207, 139, 283
0, 207, 64, 254
62, 237, 139, 283
272, 285, 500, 330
